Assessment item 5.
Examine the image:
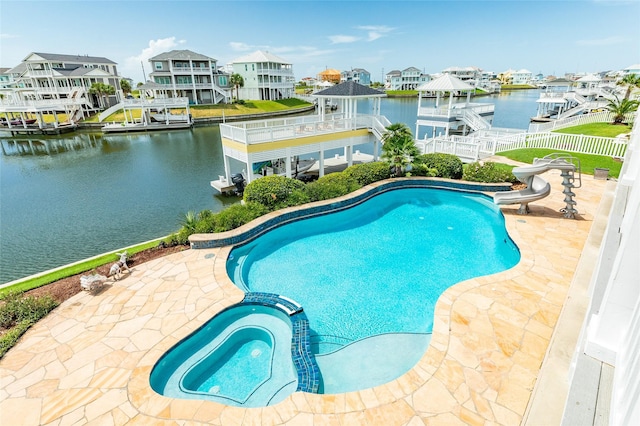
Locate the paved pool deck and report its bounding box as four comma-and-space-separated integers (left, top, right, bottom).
0, 170, 609, 425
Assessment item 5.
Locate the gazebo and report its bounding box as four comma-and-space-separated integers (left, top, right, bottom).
415, 74, 492, 137
312, 80, 386, 121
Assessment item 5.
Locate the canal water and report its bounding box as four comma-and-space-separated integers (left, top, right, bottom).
0, 90, 540, 284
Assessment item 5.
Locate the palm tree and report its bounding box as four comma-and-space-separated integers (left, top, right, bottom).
606, 95, 639, 124
120, 79, 132, 95
381, 123, 420, 176
229, 73, 244, 102
617, 74, 640, 100
89, 82, 115, 109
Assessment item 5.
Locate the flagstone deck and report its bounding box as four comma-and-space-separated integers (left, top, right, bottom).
0, 171, 609, 425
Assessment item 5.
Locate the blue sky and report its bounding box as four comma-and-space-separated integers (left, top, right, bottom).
1, 0, 639, 83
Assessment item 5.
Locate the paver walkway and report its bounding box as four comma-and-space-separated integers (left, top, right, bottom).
0, 171, 608, 425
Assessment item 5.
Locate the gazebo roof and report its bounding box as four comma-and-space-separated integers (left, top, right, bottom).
416, 74, 474, 92
577, 73, 601, 82
313, 81, 386, 98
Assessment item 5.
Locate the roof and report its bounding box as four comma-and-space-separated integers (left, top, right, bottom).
313, 81, 386, 98
577, 73, 601, 82
318, 68, 341, 75
149, 49, 216, 62
6, 63, 27, 75
386, 70, 401, 76
416, 73, 474, 92
403, 66, 421, 73
231, 50, 290, 65
25, 52, 116, 64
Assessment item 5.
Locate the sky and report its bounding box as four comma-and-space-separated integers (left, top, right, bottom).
1, 0, 639, 84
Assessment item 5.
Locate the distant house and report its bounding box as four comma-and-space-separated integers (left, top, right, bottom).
511, 69, 533, 85
231, 50, 296, 100
386, 67, 429, 90
4, 52, 120, 108
318, 68, 341, 84
623, 64, 640, 77
442, 66, 480, 83
340, 68, 371, 85
148, 49, 230, 104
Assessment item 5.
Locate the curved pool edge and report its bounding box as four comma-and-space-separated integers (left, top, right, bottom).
188, 177, 512, 249
125, 177, 573, 424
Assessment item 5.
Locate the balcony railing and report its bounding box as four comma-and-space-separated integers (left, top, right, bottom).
220, 113, 384, 146
418, 102, 494, 118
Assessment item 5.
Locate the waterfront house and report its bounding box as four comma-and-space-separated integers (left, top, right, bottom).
148, 49, 231, 105
4, 52, 120, 108
511, 68, 533, 85
340, 68, 371, 85
230, 50, 295, 101
386, 67, 430, 90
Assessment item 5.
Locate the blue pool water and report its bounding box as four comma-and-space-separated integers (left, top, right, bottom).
150, 305, 298, 407
152, 186, 520, 405
228, 188, 520, 354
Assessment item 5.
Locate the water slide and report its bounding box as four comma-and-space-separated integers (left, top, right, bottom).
493, 156, 578, 214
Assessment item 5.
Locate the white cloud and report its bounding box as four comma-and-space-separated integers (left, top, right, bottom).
329, 35, 360, 44
0, 33, 19, 39
356, 25, 395, 42
123, 37, 186, 82
230, 42, 253, 51
576, 36, 626, 46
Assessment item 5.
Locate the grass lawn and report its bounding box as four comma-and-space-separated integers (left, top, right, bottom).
498, 148, 623, 178
553, 122, 632, 138
386, 90, 418, 97
501, 84, 537, 90
88, 99, 312, 122
0, 239, 164, 297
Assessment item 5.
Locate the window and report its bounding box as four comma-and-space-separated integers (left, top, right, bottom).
155, 62, 163, 70
154, 77, 171, 85
252, 64, 254, 71
177, 76, 192, 84
218, 76, 227, 86
245, 65, 247, 72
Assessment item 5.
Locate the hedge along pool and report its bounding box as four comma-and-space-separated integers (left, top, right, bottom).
151, 186, 520, 406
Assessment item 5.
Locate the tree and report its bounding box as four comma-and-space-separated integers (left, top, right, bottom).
120, 79, 132, 95
381, 123, 420, 176
617, 74, 640, 100
606, 95, 639, 125
229, 73, 244, 102
89, 82, 115, 109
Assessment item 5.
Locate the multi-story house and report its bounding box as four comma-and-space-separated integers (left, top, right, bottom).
0, 68, 14, 100
317, 68, 341, 84
340, 68, 371, 85
5, 52, 120, 108
148, 49, 230, 104
385, 67, 430, 90
511, 69, 533, 85
442, 66, 480, 84
231, 50, 295, 100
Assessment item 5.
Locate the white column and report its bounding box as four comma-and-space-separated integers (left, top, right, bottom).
285, 148, 292, 178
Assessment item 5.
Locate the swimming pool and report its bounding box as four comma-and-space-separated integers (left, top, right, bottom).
227, 186, 520, 393
152, 185, 519, 405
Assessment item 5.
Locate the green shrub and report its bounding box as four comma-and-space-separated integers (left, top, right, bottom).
343, 161, 391, 186
414, 153, 463, 179
0, 320, 31, 358
463, 162, 518, 183
410, 163, 439, 177
0, 291, 58, 330
213, 202, 269, 232
305, 173, 361, 202
243, 175, 307, 211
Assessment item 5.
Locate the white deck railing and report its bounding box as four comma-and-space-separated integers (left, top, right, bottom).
418, 102, 494, 119
528, 111, 634, 133
220, 113, 385, 145
418, 130, 627, 161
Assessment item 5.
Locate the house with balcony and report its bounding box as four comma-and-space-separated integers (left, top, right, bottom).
340, 68, 371, 85
231, 50, 295, 101
148, 49, 230, 105
4, 52, 120, 108
385, 67, 430, 90
317, 68, 341, 84
512, 69, 533, 85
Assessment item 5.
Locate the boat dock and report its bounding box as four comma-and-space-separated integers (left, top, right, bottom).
101, 121, 192, 134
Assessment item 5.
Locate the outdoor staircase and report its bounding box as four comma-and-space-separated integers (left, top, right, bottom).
98, 102, 124, 122
460, 108, 491, 131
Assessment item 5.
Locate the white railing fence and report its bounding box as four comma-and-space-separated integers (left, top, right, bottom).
418, 130, 627, 161
528, 111, 626, 133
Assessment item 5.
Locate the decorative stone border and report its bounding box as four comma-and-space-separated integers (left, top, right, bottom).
190, 177, 512, 249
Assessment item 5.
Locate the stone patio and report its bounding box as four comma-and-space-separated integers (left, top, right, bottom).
0, 170, 608, 425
